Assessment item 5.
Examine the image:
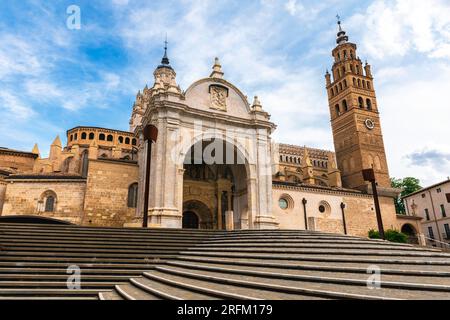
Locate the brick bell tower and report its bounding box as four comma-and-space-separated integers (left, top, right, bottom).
326, 17, 391, 192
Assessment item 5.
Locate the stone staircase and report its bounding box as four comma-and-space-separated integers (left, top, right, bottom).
1, 223, 450, 300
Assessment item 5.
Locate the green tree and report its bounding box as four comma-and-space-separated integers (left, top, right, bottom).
391, 177, 422, 214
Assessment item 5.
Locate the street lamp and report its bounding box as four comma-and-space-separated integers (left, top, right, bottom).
362, 168, 385, 240
340, 202, 347, 235
142, 124, 158, 228
302, 198, 308, 230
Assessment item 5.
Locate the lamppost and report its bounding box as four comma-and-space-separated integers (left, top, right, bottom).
142, 125, 158, 228
362, 168, 385, 240
302, 198, 308, 230
340, 202, 347, 235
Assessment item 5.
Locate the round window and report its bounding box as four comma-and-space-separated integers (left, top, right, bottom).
319, 205, 326, 213
279, 198, 289, 210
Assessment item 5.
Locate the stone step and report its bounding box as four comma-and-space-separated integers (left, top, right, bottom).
174, 256, 450, 276
180, 251, 450, 265
99, 290, 123, 300
2, 245, 191, 254
1, 251, 179, 258
0, 281, 124, 289
166, 260, 450, 288
130, 276, 216, 300
0, 256, 176, 264
0, 267, 146, 276
0, 223, 222, 235
142, 270, 324, 300
155, 265, 450, 300
192, 242, 434, 252
0, 237, 202, 247
0, 296, 98, 300
0, 274, 134, 281
0, 231, 211, 241
0, 262, 156, 271
182, 248, 450, 259
0, 288, 101, 297
114, 283, 161, 300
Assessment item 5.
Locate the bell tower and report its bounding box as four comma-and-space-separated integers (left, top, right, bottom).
327, 17, 391, 191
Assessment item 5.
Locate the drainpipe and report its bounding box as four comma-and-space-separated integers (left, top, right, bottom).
340, 202, 347, 235
302, 198, 308, 230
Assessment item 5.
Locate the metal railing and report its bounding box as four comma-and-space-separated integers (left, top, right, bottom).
424, 235, 450, 251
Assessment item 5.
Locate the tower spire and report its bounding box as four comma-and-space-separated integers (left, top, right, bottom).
336, 14, 349, 45
161, 34, 170, 66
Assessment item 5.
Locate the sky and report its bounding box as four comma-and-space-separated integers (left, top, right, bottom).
0, 0, 449, 187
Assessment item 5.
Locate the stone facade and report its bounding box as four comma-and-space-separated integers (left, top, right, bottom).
403, 179, 450, 245
83, 159, 139, 227
0, 21, 412, 241
1, 176, 86, 224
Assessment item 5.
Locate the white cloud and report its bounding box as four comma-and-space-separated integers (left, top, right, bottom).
0, 90, 35, 119
352, 0, 450, 59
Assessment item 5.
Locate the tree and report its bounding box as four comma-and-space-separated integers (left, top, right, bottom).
391, 177, 422, 214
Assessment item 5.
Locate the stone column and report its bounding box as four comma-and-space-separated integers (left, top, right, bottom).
225, 211, 234, 230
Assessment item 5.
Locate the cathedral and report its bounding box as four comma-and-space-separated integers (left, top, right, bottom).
0, 21, 421, 238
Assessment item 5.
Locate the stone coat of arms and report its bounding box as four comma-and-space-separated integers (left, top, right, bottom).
210, 85, 227, 111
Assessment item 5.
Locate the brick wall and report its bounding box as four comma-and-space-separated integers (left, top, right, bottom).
0, 179, 6, 215
0, 153, 36, 172
83, 159, 139, 227
1, 180, 86, 224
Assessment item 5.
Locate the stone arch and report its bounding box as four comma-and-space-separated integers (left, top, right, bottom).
182, 200, 213, 229
37, 190, 57, 213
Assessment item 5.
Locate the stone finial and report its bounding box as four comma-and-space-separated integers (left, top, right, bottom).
210, 57, 224, 79
251, 96, 263, 112
327, 151, 342, 187
302, 146, 312, 167
32, 143, 40, 157
327, 152, 337, 170
51, 135, 62, 147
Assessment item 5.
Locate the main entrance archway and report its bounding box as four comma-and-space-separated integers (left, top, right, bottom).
182, 138, 249, 230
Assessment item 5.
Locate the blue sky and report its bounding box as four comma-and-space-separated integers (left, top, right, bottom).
0, 0, 449, 186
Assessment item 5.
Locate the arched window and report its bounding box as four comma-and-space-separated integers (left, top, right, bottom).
70, 135, 73, 142
99, 133, 105, 141
39, 190, 57, 213
280, 155, 283, 162
125, 137, 130, 144
339, 83, 343, 91
358, 97, 364, 108
337, 53, 341, 61
127, 183, 138, 208
81, 132, 87, 140
107, 135, 113, 142
335, 104, 340, 116
132, 138, 137, 146
331, 88, 334, 96
45, 196, 55, 212
89, 132, 95, 140
118, 136, 124, 144
367, 82, 371, 90
366, 99, 372, 110
343, 79, 347, 88
341, 67, 345, 76
353, 78, 356, 86
342, 99, 348, 112
357, 79, 361, 87
356, 65, 360, 75
74, 133, 78, 140
350, 51, 354, 59
344, 50, 347, 59
362, 81, 366, 89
